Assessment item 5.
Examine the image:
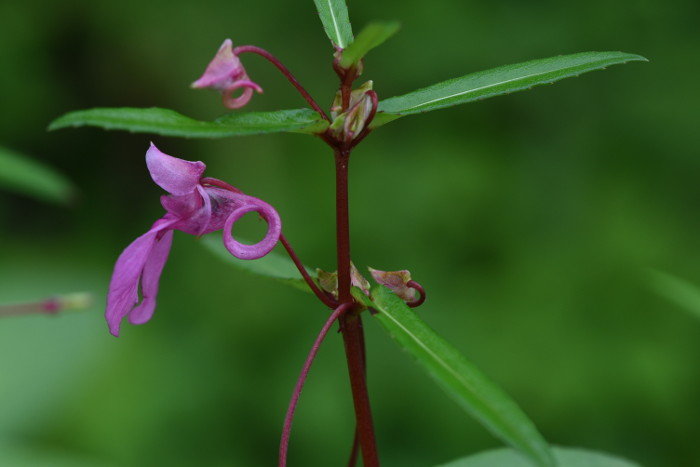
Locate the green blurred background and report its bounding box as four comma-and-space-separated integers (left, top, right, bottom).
1, 0, 698, 465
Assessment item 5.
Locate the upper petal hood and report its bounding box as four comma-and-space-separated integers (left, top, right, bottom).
146, 143, 206, 196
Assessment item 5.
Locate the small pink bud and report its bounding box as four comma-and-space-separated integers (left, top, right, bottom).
192, 39, 263, 109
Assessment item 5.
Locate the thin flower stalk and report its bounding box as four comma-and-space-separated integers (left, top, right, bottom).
234, 45, 330, 121
279, 302, 352, 467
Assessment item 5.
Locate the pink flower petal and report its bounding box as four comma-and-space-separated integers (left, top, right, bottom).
146, 143, 206, 196
128, 229, 174, 325
191, 39, 243, 90
106, 218, 175, 337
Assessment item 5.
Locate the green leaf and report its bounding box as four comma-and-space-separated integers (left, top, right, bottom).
0, 145, 75, 204
436, 446, 641, 467
339, 21, 400, 68
369, 285, 554, 467
313, 0, 354, 49
648, 270, 700, 320
48, 107, 328, 138
200, 234, 316, 293
374, 51, 647, 126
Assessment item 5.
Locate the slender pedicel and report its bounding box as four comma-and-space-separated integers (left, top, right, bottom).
234, 45, 331, 122
279, 233, 338, 309
279, 302, 352, 467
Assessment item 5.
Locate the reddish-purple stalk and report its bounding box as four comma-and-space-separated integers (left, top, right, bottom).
334, 146, 380, 467
255, 47, 381, 466
0, 299, 60, 316
279, 233, 338, 309
234, 45, 331, 122
279, 302, 352, 467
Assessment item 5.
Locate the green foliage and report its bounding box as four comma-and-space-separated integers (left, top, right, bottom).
313, 0, 354, 48
436, 446, 640, 467
339, 21, 400, 68
48, 108, 328, 138
373, 52, 647, 127
0, 145, 75, 204
368, 286, 554, 467
201, 234, 316, 293
648, 270, 700, 320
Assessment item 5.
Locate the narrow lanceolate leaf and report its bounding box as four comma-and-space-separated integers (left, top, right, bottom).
339, 21, 400, 68
313, 0, 353, 48
648, 270, 700, 320
373, 51, 647, 126
436, 446, 641, 467
370, 286, 554, 467
201, 234, 316, 293
0, 145, 75, 204
48, 107, 328, 138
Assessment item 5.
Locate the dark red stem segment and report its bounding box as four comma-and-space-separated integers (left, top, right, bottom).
340, 309, 379, 466
279, 233, 338, 309
335, 148, 380, 466
234, 45, 331, 122
279, 302, 352, 467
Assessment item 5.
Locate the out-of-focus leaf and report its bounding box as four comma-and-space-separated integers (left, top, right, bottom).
201, 234, 316, 293
0, 145, 75, 204
648, 270, 700, 320
373, 52, 647, 127
339, 21, 400, 68
436, 446, 640, 467
313, 0, 354, 48
48, 107, 328, 138
369, 286, 554, 467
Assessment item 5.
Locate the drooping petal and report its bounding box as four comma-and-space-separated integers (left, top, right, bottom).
127, 229, 174, 326
105, 218, 174, 337
222, 200, 282, 260
146, 143, 206, 196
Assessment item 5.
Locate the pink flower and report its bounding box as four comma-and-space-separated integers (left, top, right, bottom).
106, 143, 281, 336
191, 39, 263, 109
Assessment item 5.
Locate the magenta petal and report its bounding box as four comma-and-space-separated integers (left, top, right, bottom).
222, 200, 282, 260
106, 219, 175, 337
146, 143, 206, 196
106, 230, 158, 336
128, 229, 174, 325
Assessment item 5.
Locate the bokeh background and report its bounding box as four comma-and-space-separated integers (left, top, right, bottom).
1, 0, 698, 465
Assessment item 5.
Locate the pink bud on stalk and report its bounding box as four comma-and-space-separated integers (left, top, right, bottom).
191, 39, 263, 109
0, 293, 92, 317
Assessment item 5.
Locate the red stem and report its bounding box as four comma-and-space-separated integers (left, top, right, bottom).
279, 233, 338, 309
279, 302, 352, 467
335, 148, 380, 466
234, 45, 331, 122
